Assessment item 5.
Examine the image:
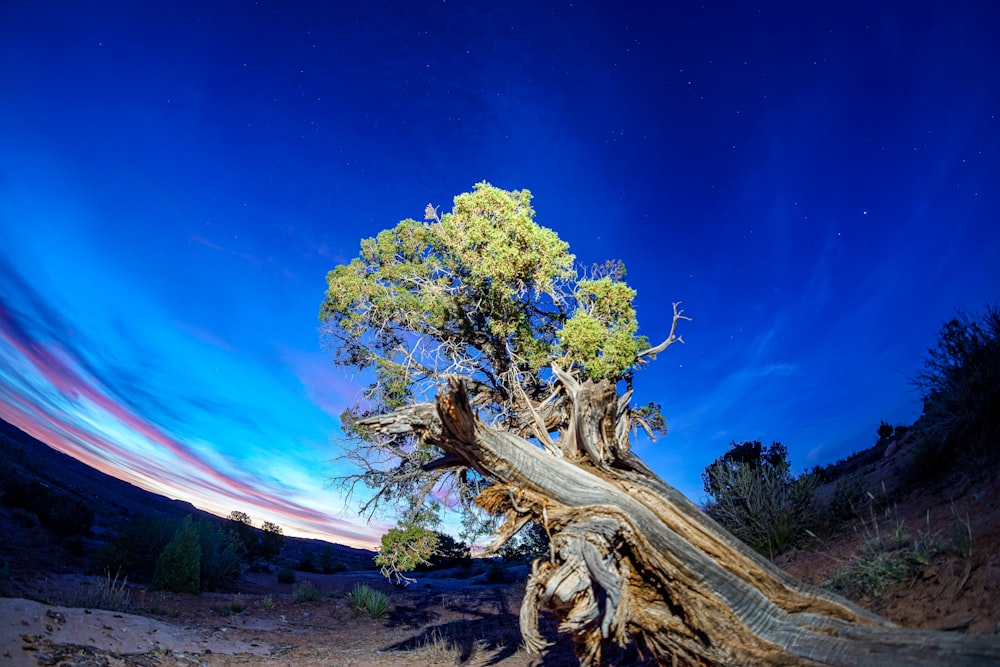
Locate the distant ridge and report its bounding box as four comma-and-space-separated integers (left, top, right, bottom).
0, 417, 208, 529
0, 417, 374, 560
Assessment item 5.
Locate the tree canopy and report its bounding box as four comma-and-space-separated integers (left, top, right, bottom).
320, 182, 677, 515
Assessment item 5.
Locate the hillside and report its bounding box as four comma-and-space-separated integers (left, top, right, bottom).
0, 418, 374, 593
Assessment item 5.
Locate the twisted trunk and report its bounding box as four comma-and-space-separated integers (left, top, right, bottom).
360, 376, 1000, 666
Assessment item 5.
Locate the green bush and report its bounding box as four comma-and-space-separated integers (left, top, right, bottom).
196, 520, 242, 592
101, 516, 178, 582
152, 516, 201, 594
276, 567, 296, 584
827, 514, 945, 599
349, 582, 388, 619
703, 440, 818, 558
912, 304, 1000, 477
260, 521, 285, 561
292, 581, 322, 602
498, 521, 549, 562
376, 524, 439, 586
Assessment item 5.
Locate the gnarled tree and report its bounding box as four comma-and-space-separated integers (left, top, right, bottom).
320, 182, 999, 666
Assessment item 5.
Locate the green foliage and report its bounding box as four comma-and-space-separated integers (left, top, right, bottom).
912, 304, 1000, 478
558, 274, 647, 381
826, 511, 946, 600
227, 510, 258, 560
292, 581, 322, 602
321, 182, 655, 428
350, 582, 389, 619
101, 516, 178, 582
195, 520, 242, 592
152, 516, 201, 594
702, 441, 818, 558
320, 182, 678, 541
276, 567, 296, 584
498, 521, 550, 562
427, 531, 472, 569
226, 510, 284, 562
376, 523, 439, 586
259, 521, 285, 560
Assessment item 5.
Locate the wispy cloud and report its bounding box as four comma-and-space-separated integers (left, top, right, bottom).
0, 250, 382, 548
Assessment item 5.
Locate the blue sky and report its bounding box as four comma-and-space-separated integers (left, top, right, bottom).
1, 1, 997, 548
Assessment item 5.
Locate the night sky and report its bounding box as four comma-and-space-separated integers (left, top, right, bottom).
1, 2, 997, 548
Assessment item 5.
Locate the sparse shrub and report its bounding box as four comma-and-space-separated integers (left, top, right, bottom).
260, 594, 275, 611
911, 304, 1000, 479
276, 567, 296, 584
425, 531, 472, 569
76, 570, 132, 611
316, 545, 348, 574
876, 420, 894, 442
292, 581, 322, 602
349, 582, 388, 619
326, 560, 348, 574
152, 516, 201, 594
296, 552, 319, 573
227, 510, 258, 560
703, 440, 818, 558
826, 510, 945, 599
825, 477, 866, 524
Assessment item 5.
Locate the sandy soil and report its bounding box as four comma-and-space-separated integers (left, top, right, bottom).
2, 569, 577, 667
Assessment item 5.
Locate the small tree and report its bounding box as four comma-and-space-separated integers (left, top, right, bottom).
196, 520, 242, 592
152, 516, 201, 594
427, 531, 472, 568
498, 520, 549, 562
227, 510, 259, 561
913, 304, 1000, 469
260, 521, 285, 561
376, 523, 439, 586
374, 500, 441, 585
703, 441, 818, 558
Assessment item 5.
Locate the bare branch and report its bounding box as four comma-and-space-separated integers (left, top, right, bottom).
638, 301, 691, 358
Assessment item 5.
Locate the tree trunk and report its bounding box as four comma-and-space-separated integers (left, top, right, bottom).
361, 376, 1000, 666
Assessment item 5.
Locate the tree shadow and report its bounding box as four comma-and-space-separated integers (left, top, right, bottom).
382, 587, 578, 666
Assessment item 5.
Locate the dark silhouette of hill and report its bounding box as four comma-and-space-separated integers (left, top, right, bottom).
0, 418, 209, 529
0, 417, 373, 587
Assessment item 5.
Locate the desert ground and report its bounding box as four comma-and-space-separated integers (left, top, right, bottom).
2, 428, 999, 666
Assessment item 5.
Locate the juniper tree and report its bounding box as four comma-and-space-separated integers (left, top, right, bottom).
320, 182, 999, 666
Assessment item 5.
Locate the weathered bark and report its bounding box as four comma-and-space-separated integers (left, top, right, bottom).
360, 376, 1000, 666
